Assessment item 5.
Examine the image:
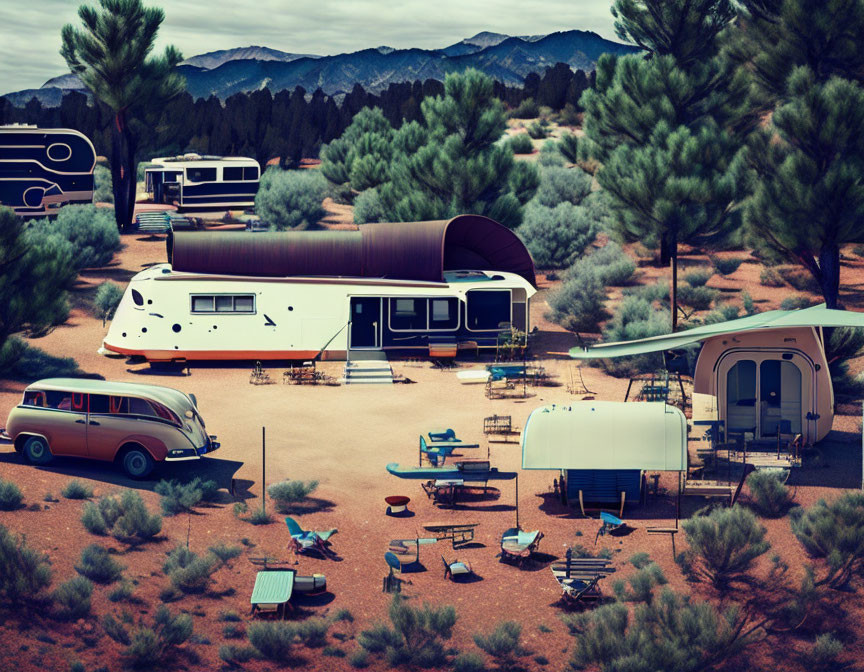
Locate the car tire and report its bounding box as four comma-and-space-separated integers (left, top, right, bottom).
22, 435, 53, 465
121, 446, 155, 479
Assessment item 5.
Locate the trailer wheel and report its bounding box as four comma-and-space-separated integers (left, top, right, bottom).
119, 445, 155, 479
23, 436, 54, 465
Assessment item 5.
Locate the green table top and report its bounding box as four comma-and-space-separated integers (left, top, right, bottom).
250, 570, 294, 605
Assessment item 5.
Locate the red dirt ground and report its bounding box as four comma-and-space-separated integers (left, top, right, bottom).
1, 231, 863, 672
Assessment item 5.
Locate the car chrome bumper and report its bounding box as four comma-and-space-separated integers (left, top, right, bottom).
165, 436, 220, 461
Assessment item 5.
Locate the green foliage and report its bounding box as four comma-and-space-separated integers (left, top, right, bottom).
0, 478, 23, 511
219, 644, 257, 665
558, 132, 579, 163
31, 205, 121, 271
54, 576, 93, 620
0, 337, 87, 382
108, 581, 135, 603
154, 477, 218, 516
547, 265, 609, 333
248, 622, 300, 661
577, 241, 637, 287
222, 623, 244, 639
349, 649, 370, 668
93, 164, 114, 204
321, 107, 396, 193
82, 491, 161, 545
93, 282, 124, 326
218, 609, 242, 622
162, 544, 218, 594
628, 552, 652, 569
245, 507, 272, 525
358, 597, 457, 668
508, 134, 534, 154
353, 188, 386, 224
538, 140, 565, 167
790, 491, 864, 588
677, 284, 719, 311
0, 524, 52, 604
806, 633, 844, 671
681, 505, 770, 589
62, 480, 94, 500
333, 608, 354, 623
777, 267, 820, 292
75, 544, 124, 584
453, 652, 487, 672
746, 471, 794, 518
509, 98, 539, 119
780, 295, 815, 311
683, 269, 713, 287
760, 268, 785, 287
255, 168, 327, 231
103, 605, 193, 668
600, 294, 671, 376
741, 290, 757, 315
296, 618, 331, 648
533, 166, 593, 207
473, 621, 525, 669
267, 480, 319, 512
518, 201, 598, 270
81, 501, 108, 535
527, 120, 548, 139
208, 543, 242, 565
612, 562, 667, 603
710, 256, 745, 276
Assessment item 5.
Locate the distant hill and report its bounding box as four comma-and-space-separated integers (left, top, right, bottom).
2, 29, 638, 106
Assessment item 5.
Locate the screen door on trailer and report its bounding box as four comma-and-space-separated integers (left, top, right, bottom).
349, 298, 380, 348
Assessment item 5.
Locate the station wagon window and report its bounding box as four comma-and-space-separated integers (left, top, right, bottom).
466, 290, 511, 331
23, 390, 73, 410
89, 394, 110, 414
190, 294, 256, 314
186, 167, 217, 182
223, 166, 243, 181
243, 166, 259, 181
390, 298, 428, 331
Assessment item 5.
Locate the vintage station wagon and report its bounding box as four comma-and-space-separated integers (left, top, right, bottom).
4, 378, 219, 478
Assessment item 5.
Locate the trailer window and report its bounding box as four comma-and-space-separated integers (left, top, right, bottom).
223, 166, 243, 181
390, 298, 427, 331
191, 294, 255, 314
466, 291, 511, 331
186, 167, 217, 182
430, 298, 459, 329
243, 166, 259, 181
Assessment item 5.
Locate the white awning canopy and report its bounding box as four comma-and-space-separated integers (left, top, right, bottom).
521, 402, 688, 471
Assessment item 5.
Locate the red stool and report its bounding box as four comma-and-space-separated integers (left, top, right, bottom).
385, 495, 411, 515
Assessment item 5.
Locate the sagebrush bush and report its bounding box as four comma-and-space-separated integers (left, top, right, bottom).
628, 552, 652, 569
82, 491, 161, 545
353, 188, 386, 224
0, 524, 52, 604
677, 284, 719, 310
209, 543, 243, 565
509, 98, 539, 119
683, 268, 713, 287
599, 295, 670, 376
547, 266, 608, 333
248, 622, 300, 661
154, 477, 218, 516
0, 478, 23, 510
103, 605, 193, 668
54, 576, 93, 620
558, 131, 579, 163
681, 505, 769, 590
778, 266, 820, 292
297, 618, 331, 648
93, 164, 114, 204
612, 562, 667, 603
806, 633, 843, 670
473, 621, 525, 668
61, 480, 93, 500
93, 282, 124, 326
780, 295, 814, 311
573, 241, 637, 287
527, 120, 548, 139
0, 338, 86, 381
28, 205, 121, 270
163, 545, 218, 594
246, 507, 272, 525
538, 140, 565, 167
746, 471, 794, 517
219, 644, 257, 665
518, 201, 598, 270
507, 134, 534, 154
533, 166, 592, 208
453, 652, 486, 672
108, 581, 135, 603
255, 167, 327, 231
710, 255, 745, 276
81, 501, 108, 534
75, 544, 124, 584
760, 268, 785, 287
222, 623, 244, 639
267, 480, 319, 512
349, 649, 370, 668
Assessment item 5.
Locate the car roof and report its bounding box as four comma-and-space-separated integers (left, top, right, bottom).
25, 378, 192, 410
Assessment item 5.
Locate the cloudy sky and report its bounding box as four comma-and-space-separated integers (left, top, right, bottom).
0, 0, 619, 92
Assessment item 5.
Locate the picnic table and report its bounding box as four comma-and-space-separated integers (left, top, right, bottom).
422, 478, 464, 505
250, 570, 294, 619
422, 521, 479, 548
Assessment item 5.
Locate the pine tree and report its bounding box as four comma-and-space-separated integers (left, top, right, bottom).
61, 0, 184, 231
580, 0, 748, 329
736, 0, 864, 309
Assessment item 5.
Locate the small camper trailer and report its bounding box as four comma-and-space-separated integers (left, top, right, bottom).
144, 154, 260, 209
100, 215, 536, 362
0, 125, 95, 215
571, 306, 864, 445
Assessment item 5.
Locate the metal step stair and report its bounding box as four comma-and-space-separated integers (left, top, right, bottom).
342, 351, 393, 384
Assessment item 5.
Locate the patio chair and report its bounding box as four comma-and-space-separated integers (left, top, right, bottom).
499, 527, 543, 567
383, 551, 411, 593
442, 555, 473, 581
284, 517, 338, 559
594, 511, 626, 544
551, 552, 615, 606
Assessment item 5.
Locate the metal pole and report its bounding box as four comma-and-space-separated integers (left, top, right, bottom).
262, 426, 266, 514
515, 474, 519, 530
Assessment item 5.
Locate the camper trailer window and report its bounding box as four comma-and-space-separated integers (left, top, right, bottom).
430, 298, 459, 329
466, 290, 511, 331
191, 296, 214, 313
390, 298, 427, 331
215, 296, 233, 312
234, 296, 255, 312
186, 167, 217, 182
223, 166, 243, 181
243, 166, 259, 181
191, 294, 255, 314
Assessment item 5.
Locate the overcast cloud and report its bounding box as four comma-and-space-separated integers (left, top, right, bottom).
0, 0, 619, 92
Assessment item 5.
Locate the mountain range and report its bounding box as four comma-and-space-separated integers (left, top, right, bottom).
2, 30, 638, 107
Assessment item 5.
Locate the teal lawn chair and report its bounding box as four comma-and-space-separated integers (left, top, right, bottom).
499, 528, 544, 567
284, 517, 338, 559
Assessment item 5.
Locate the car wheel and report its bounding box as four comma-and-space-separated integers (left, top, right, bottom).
23, 436, 53, 465
121, 447, 154, 479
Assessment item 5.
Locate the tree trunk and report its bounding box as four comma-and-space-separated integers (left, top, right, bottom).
817, 244, 841, 310
671, 247, 679, 332
123, 129, 138, 230
110, 120, 126, 232
110, 110, 137, 233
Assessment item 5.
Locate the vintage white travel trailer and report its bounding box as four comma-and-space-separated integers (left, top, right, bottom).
100, 215, 537, 362
144, 154, 260, 209
571, 306, 864, 445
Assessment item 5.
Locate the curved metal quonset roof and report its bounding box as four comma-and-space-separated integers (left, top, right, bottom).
169, 215, 536, 286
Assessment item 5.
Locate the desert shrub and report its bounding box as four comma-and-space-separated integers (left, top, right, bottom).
81, 501, 109, 535
547, 266, 609, 333
558, 131, 579, 162
349, 649, 370, 668
710, 255, 745, 276
780, 295, 815, 311
0, 338, 88, 381
790, 492, 864, 588
612, 562, 667, 603
219, 644, 257, 665
533, 166, 592, 208
778, 266, 820, 292
746, 471, 794, 518
741, 290, 758, 315
681, 506, 769, 590
518, 201, 598, 269
255, 167, 327, 231
222, 623, 244, 639
163, 545, 218, 594
219, 609, 242, 622
684, 268, 713, 287
0, 525, 52, 604
353, 188, 386, 224
599, 295, 671, 376
324, 645, 346, 657
248, 622, 300, 661
75, 544, 124, 584
701, 304, 741, 325
453, 652, 486, 672
507, 134, 534, 154
527, 120, 548, 139
104, 605, 193, 668
246, 507, 272, 525
297, 618, 331, 648
333, 608, 354, 623
359, 597, 456, 668
509, 98, 539, 119
28, 205, 120, 270
154, 478, 218, 516
110, 491, 162, 546
108, 582, 134, 603
62, 480, 93, 500
574, 241, 637, 287
677, 284, 719, 311
209, 543, 243, 565
54, 576, 93, 620
92, 282, 124, 326
538, 140, 565, 167
267, 480, 319, 513
805, 633, 843, 671
473, 621, 525, 669
93, 164, 113, 204
0, 478, 23, 510
760, 268, 785, 287
628, 552, 652, 569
